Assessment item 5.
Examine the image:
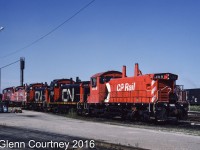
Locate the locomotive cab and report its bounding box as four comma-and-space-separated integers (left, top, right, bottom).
2, 87, 15, 101
88, 71, 122, 104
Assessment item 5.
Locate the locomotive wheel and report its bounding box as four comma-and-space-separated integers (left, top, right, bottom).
155, 108, 167, 122
126, 111, 136, 121
177, 108, 188, 120
141, 111, 150, 122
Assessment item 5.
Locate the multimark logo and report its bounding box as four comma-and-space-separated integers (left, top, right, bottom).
117, 83, 135, 91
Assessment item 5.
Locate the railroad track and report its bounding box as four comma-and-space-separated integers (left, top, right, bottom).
188, 111, 200, 123
188, 111, 200, 115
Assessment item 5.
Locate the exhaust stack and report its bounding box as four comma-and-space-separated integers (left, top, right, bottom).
122, 65, 127, 78
134, 63, 142, 77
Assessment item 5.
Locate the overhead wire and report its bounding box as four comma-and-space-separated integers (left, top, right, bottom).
0, 60, 20, 69
0, 0, 95, 59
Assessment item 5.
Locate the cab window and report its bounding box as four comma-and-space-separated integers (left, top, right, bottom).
100, 76, 113, 84
91, 78, 97, 87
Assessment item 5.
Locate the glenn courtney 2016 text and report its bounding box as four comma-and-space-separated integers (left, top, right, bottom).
0, 140, 95, 149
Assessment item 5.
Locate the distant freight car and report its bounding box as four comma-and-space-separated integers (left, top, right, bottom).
185, 88, 200, 105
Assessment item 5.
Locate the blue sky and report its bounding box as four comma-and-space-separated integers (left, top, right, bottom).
0, 0, 200, 90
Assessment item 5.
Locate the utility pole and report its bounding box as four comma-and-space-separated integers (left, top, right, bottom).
20, 57, 25, 86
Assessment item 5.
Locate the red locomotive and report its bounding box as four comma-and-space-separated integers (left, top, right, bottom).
49, 79, 74, 103
2, 86, 26, 107
2, 87, 14, 102
34, 83, 49, 110
26, 83, 47, 110
81, 63, 188, 121
49, 78, 89, 113
13, 85, 26, 106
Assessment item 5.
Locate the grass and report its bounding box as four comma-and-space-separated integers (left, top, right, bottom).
189, 105, 200, 111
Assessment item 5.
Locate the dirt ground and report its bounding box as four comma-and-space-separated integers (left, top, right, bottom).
0, 125, 144, 150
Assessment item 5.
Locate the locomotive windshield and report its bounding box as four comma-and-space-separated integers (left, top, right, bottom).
3, 89, 7, 94
3, 88, 14, 93
100, 76, 115, 84
15, 87, 23, 92
50, 82, 55, 90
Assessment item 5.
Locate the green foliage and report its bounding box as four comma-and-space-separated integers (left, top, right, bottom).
189, 105, 200, 111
